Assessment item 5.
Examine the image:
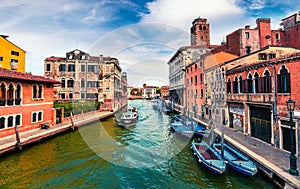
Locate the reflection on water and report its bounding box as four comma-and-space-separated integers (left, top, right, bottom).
0, 100, 275, 188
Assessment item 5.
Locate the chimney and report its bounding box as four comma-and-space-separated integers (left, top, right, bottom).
245, 25, 250, 29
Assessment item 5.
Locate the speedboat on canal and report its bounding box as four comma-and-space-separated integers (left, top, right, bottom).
118, 107, 138, 127
191, 141, 226, 174
212, 142, 257, 176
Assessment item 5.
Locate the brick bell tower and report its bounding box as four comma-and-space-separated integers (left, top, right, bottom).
190, 17, 210, 47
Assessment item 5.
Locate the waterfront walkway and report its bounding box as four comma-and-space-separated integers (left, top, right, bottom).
0, 111, 114, 155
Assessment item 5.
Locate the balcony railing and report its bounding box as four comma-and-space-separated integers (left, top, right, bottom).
227, 93, 273, 103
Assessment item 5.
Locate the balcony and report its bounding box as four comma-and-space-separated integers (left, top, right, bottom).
7, 98, 14, 106
227, 93, 274, 104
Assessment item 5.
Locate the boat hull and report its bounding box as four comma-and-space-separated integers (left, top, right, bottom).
191, 141, 226, 175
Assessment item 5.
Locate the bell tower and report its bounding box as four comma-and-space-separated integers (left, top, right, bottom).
190, 17, 210, 46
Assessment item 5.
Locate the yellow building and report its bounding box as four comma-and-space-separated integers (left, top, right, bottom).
0, 35, 26, 72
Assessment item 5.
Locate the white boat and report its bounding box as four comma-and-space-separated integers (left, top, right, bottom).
118, 107, 138, 127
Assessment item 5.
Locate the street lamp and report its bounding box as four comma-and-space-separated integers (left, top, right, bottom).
286, 98, 299, 176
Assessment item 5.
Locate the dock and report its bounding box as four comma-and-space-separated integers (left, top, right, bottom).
0, 111, 114, 156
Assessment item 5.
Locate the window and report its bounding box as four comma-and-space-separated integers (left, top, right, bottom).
195, 75, 197, 84
11, 51, 19, 56
15, 84, 21, 105
81, 65, 85, 72
203, 25, 206, 30
248, 74, 254, 93
38, 112, 42, 121
258, 53, 267, 60
88, 65, 96, 72
32, 112, 37, 122
245, 32, 250, 39
81, 78, 85, 88
195, 64, 197, 70
61, 78, 65, 88
11, 59, 18, 63
46, 64, 51, 71
7, 84, 14, 105
87, 81, 93, 88
200, 61, 203, 68
38, 85, 43, 98
93, 81, 99, 87
277, 65, 290, 93
67, 79, 74, 88
227, 78, 231, 93
254, 72, 259, 93
69, 93, 73, 99
264, 70, 272, 93
33, 85, 37, 98
8, 116, 13, 127
68, 64, 75, 72
0, 117, 5, 129
239, 76, 243, 93
69, 55, 73, 59
60, 93, 65, 99
0, 56, 3, 61
201, 89, 203, 98
245, 46, 251, 55
233, 77, 239, 93
200, 73, 203, 83
15, 115, 21, 126
59, 64, 66, 72
275, 33, 280, 40
199, 25, 202, 30
81, 93, 85, 99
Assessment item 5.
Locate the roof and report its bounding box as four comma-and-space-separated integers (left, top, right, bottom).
0, 35, 26, 53
45, 56, 66, 61
0, 68, 61, 84
204, 51, 238, 70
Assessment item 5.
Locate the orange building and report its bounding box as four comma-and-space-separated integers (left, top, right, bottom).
0, 68, 60, 138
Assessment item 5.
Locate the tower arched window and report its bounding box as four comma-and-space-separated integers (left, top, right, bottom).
277, 65, 290, 93
248, 74, 253, 93
199, 25, 202, 30
264, 70, 271, 93
203, 25, 207, 30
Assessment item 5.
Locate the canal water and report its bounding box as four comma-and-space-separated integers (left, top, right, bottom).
0, 100, 276, 188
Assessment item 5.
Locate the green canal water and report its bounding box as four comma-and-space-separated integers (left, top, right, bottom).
0, 100, 276, 188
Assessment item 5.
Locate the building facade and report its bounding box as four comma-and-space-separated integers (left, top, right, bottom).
0, 68, 60, 138
0, 35, 26, 72
226, 46, 300, 155
44, 49, 127, 112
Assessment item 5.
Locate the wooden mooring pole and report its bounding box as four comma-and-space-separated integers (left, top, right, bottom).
14, 125, 22, 151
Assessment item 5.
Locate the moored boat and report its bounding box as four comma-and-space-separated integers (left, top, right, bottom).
118, 107, 138, 127
212, 142, 258, 176
191, 141, 226, 174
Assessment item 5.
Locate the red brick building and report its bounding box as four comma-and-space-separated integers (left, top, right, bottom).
226, 49, 300, 155
280, 12, 300, 49
0, 68, 60, 138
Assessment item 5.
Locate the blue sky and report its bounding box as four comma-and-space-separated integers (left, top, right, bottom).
0, 0, 299, 87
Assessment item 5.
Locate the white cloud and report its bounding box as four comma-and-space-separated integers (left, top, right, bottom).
249, 0, 266, 10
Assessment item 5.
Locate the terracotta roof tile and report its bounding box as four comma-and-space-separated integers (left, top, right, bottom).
0, 68, 61, 84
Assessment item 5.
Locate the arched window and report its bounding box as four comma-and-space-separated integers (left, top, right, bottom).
7, 83, 14, 105
227, 78, 231, 93
0, 117, 5, 129
38, 85, 43, 98
8, 116, 13, 127
15, 115, 21, 126
0, 83, 6, 100
254, 72, 259, 93
233, 77, 239, 93
277, 65, 290, 93
15, 84, 21, 105
203, 25, 207, 30
33, 85, 37, 99
199, 25, 202, 30
239, 75, 243, 93
264, 70, 271, 93
248, 74, 253, 93
81, 78, 85, 88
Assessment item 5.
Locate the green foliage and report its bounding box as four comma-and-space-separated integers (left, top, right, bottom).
54, 101, 100, 117
156, 87, 161, 94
